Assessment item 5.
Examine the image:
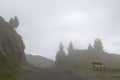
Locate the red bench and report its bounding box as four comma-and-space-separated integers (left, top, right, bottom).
91, 62, 105, 71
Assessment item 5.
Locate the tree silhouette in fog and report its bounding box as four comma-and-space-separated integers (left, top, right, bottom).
9, 16, 19, 29
68, 41, 74, 55
94, 39, 104, 52
55, 42, 66, 66
88, 43, 93, 51
54, 39, 109, 67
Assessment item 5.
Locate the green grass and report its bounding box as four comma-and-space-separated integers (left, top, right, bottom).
106, 68, 120, 72
95, 75, 120, 80
67, 65, 90, 70
0, 67, 23, 80
0, 53, 23, 80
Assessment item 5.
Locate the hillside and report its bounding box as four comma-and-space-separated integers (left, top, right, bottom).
26, 54, 54, 68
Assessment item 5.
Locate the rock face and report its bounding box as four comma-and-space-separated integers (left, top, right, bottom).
0, 16, 26, 68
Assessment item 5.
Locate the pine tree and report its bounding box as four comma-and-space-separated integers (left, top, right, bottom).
68, 41, 74, 54
94, 39, 104, 52
59, 42, 64, 50
88, 43, 93, 50
55, 42, 66, 66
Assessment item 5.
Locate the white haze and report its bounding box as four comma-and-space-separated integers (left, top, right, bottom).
0, 0, 120, 60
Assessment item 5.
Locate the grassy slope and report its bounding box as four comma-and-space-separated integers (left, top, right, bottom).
0, 53, 23, 80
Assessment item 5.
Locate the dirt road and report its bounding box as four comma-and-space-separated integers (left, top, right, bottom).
19, 68, 82, 80
19, 68, 120, 80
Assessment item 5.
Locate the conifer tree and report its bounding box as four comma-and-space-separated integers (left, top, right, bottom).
59, 42, 64, 50
94, 39, 104, 52
68, 41, 74, 54
88, 43, 93, 50
55, 42, 66, 66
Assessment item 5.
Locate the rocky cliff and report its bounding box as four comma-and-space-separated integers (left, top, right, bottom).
0, 16, 26, 68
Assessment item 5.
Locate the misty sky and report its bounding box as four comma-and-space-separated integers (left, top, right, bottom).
0, 0, 120, 60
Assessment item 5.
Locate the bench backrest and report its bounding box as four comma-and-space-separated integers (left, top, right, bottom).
91, 62, 103, 65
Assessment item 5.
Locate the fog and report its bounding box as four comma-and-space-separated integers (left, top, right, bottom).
1, 0, 120, 60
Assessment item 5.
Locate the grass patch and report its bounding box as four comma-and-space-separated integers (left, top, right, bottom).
0, 53, 24, 80
110, 76, 120, 78
94, 74, 120, 80
0, 67, 23, 80
67, 65, 90, 70
105, 68, 120, 73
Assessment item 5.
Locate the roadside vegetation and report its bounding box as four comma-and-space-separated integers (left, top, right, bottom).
0, 53, 23, 80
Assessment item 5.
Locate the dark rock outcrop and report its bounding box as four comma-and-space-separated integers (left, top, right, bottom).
0, 16, 26, 68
